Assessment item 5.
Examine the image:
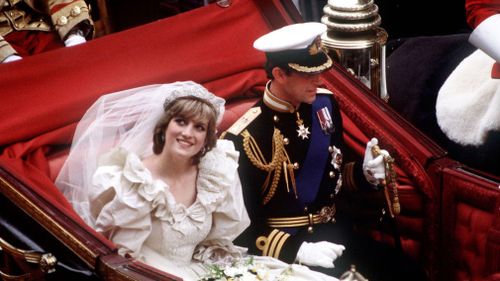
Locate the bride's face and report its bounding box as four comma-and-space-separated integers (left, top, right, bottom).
163, 115, 208, 160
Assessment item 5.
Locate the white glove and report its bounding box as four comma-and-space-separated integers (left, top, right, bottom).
363, 138, 389, 186
64, 34, 86, 47
296, 241, 345, 268
3, 54, 22, 63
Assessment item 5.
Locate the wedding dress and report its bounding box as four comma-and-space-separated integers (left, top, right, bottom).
90, 140, 247, 280
55, 82, 337, 281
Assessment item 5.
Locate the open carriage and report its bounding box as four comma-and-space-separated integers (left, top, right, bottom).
0, 0, 499, 280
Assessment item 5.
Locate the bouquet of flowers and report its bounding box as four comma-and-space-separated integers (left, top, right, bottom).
198, 256, 293, 281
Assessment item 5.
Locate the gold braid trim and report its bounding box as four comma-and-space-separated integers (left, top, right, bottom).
255, 229, 290, 258
241, 128, 296, 204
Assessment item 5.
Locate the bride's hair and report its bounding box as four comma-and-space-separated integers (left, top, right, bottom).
152, 96, 218, 164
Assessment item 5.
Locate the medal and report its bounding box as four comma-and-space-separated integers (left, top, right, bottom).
316, 107, 335, 135
296, 112, 310, 139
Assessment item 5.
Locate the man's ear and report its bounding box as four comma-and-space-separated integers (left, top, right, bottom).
272, 67, 287, 83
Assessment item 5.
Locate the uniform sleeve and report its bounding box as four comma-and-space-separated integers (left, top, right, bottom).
465, 0, 500, 28
327, 96, 373, 193
465, 0, 500, 72
0, 35, 18, 62
47, 0, 94, 40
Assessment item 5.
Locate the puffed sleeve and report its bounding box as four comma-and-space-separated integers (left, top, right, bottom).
193, 140, 251, 262
90, 148, 154, 258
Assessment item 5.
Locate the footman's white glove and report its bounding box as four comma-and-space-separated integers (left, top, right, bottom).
3, 54, 22, 63
363, 138, 390, 186
64, 34, 86, 47
296, 241, 345, 268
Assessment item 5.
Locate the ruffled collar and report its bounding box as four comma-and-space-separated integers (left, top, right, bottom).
117, 140, 239, 235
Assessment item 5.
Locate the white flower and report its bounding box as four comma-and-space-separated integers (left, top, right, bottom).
223, 265, 247, 277
198, 257, 289, 281
240, 271, 258, 281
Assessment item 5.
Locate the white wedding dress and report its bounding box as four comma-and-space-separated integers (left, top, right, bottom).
89, 140, 337, 281
53, 82, 336, 280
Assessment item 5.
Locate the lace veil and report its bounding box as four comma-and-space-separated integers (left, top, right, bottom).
55, 81, 226, 227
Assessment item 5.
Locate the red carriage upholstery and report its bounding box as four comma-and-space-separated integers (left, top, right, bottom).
0, 1, 498, 280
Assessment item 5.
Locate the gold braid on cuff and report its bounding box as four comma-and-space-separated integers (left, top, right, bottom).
256, 229, 290, 258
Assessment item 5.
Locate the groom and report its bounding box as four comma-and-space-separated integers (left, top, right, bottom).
222, 22, 426, 280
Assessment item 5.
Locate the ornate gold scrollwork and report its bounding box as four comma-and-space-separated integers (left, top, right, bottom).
0, 236, 57, 280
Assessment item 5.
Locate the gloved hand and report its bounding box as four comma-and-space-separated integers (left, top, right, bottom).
363, 138, 390, 186
64, 33, 86, 47
296, 241, 345, 268
3, 54, 22, 63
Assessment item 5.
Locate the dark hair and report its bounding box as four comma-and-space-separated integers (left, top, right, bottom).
152, 96, 218, 164
264, 60, 294, 79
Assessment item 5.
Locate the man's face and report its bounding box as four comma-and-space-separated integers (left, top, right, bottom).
281, 71, 322, 107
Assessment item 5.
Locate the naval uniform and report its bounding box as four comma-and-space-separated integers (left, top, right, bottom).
222, 81, 375, 271
223, 82, 427, 280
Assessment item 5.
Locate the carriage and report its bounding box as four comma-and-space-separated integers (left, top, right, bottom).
0, 0, 499, 280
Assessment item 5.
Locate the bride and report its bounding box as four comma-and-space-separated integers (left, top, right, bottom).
55, 81, 339, 281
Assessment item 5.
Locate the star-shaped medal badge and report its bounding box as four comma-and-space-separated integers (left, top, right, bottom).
295, 111, 310, 140
297, 124, 310, 139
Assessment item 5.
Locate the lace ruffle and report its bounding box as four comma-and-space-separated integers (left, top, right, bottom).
92, 141, 239, 235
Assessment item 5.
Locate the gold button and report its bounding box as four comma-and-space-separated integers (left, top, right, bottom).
330, 193, 334, 198
9, 11, 14, 16
273, 115, 279, 122
307, 226, 314, 233
57, 16, 68, 26
283, 138, 289, 145
329, 171, 335, 178
70, 6, 81, 17
293, 162, 299, 169
328, 146, 333, 153
304, 206, 308, 212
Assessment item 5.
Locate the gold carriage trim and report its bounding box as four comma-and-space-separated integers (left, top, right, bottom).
266, 205, 336, 229
288, 56, 333, 73
256, 229, 290, 259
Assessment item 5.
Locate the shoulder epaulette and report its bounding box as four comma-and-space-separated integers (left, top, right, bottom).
226, 106, 262, 136
316, 87, 333, 95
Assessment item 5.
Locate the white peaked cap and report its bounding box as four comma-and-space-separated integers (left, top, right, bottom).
254, 22, 328, 52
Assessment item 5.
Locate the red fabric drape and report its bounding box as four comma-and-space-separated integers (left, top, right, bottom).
0, 0, 271, 147
0, 0, 274, 217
